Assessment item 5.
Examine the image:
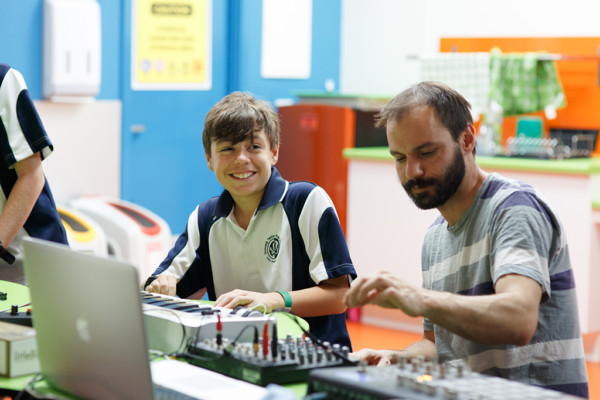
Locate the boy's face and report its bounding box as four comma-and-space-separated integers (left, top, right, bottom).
206, 129, 279, 208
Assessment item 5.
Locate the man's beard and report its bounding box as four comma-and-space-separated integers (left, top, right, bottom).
403, 145, 465, 210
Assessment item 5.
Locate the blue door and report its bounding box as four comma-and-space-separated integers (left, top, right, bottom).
120, 0, 227, 233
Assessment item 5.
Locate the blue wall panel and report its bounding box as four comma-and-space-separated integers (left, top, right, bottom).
97, 0, 122, 99
0, 0, 46, 97
233, 0, 342, 103
0, 0, 121, 99
0, 0, 342, 231
119, 0, 227, 233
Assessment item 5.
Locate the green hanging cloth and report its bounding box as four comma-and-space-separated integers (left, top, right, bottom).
489, 48, 566, 116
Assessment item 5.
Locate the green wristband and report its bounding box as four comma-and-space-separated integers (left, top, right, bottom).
275, 290, 292, 308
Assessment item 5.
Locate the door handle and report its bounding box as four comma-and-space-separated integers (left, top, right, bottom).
130, 124, 146, 134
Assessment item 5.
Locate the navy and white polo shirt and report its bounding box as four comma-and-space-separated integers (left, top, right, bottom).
154, 167, 356, 347
0, 64, 68, 248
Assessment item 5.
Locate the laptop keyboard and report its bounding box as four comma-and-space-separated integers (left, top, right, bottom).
151, 359, 268, 400
154, 384, 199, 400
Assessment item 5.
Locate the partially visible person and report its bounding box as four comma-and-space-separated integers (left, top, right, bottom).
0, 64, 69, 284
344, 81, 589, 398
145, 92, 356, 348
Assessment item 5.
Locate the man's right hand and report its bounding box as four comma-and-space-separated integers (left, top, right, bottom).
343, 270, 426, 317
144, 274, 177, 297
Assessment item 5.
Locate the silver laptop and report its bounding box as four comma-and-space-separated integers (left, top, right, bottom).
22, 237, 267, 400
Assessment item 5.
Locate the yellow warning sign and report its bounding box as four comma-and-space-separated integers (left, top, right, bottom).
132, 0, 212, 90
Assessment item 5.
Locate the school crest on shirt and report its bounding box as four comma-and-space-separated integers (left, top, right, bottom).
264, 234, 280, 263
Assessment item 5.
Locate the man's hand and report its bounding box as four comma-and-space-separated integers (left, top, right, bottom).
144, 274, 177, 297
345, 270, 542, 346
343, 270, 426, 317
350, 348, 405, 366
214, 289, 283, 313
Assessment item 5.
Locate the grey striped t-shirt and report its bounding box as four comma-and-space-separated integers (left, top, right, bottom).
421, 173, 588, 398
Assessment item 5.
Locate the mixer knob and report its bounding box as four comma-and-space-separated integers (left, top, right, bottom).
412, 361, 419, 372
398, 355, 407, 369
316, 348, 324, 363
425, 361, 434, 375
280, 344, 287, 360
444, 388, 458, 400
341, 346, 349, 357
325, 347, 333, 362
358, 360, 368, 373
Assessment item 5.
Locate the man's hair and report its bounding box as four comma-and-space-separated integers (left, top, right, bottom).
202, 91, 280, 153
375, 81, 473, 142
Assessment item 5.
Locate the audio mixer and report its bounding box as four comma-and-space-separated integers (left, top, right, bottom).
307, 357, 583, 399
141, 291, 272, 353
186, 333, 358, 386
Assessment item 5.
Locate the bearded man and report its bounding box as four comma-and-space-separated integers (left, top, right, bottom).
344, 81, 589, 398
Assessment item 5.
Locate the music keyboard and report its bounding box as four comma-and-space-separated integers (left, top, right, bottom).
141, 292, 272, 353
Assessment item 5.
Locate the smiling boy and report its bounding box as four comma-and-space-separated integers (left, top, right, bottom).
145, 92, 356, 348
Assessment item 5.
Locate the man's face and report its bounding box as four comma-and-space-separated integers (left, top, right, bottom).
387, 105, 465, 210
403, 143, 465, 209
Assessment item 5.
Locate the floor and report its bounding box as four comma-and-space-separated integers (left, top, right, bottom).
346, 321, 600, 399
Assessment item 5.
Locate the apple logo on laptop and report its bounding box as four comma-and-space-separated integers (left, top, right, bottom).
76, 315, 92, 342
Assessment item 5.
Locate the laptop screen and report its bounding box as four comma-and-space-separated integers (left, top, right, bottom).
22, 237, 155, 400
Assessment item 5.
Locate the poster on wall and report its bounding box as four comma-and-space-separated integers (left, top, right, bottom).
261, 0, 312, 79
131, 0, 212, 90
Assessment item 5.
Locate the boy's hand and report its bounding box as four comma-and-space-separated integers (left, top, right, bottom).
214, 289, 284, 313
144, 274, 177, 297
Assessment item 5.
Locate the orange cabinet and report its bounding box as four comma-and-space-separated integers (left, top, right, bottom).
277, 105, 356, 233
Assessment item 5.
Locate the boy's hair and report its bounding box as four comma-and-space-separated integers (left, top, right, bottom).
375, 81, 473, 143
202, 91, 280, 153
